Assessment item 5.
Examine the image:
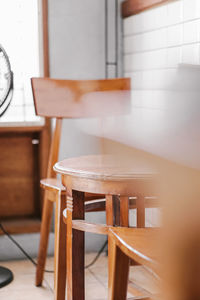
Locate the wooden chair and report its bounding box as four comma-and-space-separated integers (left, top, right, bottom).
56, 154, 157, 300
108, 227, 160, 300
109, 211, 200, 300
31, 77, 131, 300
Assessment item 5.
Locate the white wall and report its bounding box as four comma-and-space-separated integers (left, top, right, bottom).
123, 0, 200, 226
48, 0, 106, 252
0, 0, 121, 261
48, 0, 106, 79
48, 0, 120, 252
124, 0, 200, 92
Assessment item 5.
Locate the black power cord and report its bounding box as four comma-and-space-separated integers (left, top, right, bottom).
0, 223, 53, 273
0, 223, 107, 271
85, 239, 107, 269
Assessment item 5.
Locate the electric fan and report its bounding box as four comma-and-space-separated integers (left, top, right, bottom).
0, 44, 13, 117
0, 44, 13, 288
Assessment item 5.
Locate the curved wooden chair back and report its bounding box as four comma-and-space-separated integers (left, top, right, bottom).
109, 227, 160, 300
31, 77, 131, 178
109, 227, 159, 273
31, 77, 130, 118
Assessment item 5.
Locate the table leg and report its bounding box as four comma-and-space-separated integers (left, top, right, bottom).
106, 195, 115, 226
66, 189, 85, 300
120, 196, 129, 227
136, 195, 145, 228
113, 195, 120, 225
106, 195, 115, 300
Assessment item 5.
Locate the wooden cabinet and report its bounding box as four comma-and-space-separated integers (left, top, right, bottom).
0, 123, 50, 234
0, 0, 50, 234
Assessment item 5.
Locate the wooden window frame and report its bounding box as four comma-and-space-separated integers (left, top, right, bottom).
42, 0, 49, 78
0, 0, 51, 235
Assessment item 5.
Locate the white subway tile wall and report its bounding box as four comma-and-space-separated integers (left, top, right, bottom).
124, 0, 200, 124
0, 0, 43, 124
124, 0, 200, 86
123, 0, 200, 226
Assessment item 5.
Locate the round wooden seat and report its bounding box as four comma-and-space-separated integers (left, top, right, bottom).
40, 178, 66, 193
54, 154, 157, 196
54, 154, 157, 300
40, 178, 105, 197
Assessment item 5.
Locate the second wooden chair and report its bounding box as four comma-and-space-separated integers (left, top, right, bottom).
31, 77, 131, 300
109, 227, 160, 300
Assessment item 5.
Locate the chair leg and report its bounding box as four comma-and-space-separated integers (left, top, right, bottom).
35, 194, 54, 286
109, 241, 130, 300
54, 193, 66, 300
130, 195, 145, 267
66, 189, 85, 300
106, 195, 115, 300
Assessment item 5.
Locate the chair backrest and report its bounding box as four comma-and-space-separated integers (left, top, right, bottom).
31, 77, 130, 118
31, 77, 131, 178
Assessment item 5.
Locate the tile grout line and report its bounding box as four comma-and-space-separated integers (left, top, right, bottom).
44, 277, 54, 293
88, 267, 108, 289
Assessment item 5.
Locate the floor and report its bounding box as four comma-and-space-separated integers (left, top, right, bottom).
0, 253, 158, 299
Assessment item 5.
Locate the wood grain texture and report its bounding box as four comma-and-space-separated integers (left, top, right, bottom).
122, 0, 171, 18
54, 155, 156, 181
39, 119, 51, 196
120, 196, 129, 227
106, 195, 115, 226
136, 196, 145, 228
84, 199, 106, 212
72, 219, 110, 235
31, 77, 131, 118
38, 0, 51, 211
0, 125, 43, 133
33, 76, 130, 291
0, 0, 50, 236
0, 132, 40, 218
54, 193, 66, 300
40, 178, 66, 192
35, 193, 54, 286
0, 218, 41, 235
42, 0, 49, 77
65, 190, 85, 300
127, 297, 152, 300
35, 119, 62, 287
40, 178, 105, 201
106, 195, 116, 300
107, 196, 130, 299
113, 196, 121, 226
46, 119, 62, 179
109, 228, 160, 274
71, 190, 85, 300
109, 241, 130, 300
56, 155, 157, 197
56, 157, 157, 300
109, 227, 160, 299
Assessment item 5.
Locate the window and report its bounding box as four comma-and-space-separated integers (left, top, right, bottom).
0, 0, 44, 124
